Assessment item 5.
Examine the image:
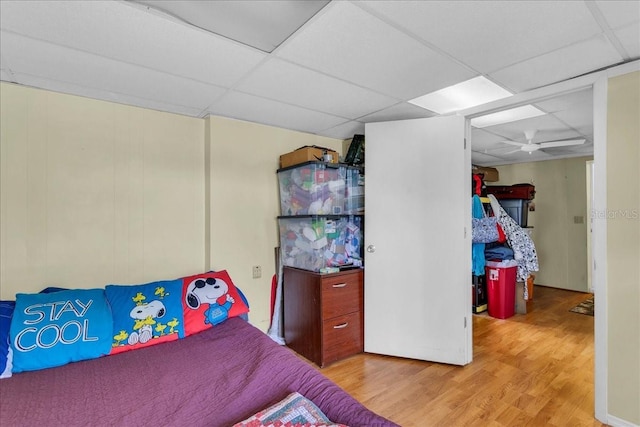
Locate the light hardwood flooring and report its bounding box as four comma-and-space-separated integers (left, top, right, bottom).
321, 286, 603, 427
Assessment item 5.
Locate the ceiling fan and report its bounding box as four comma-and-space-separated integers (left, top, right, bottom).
501, 130, 586, 154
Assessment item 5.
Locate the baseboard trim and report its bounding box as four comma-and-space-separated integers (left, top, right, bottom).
607, 414, 640, 427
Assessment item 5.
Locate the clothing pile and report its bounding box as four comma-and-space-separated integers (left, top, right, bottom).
472, 194, 539, 300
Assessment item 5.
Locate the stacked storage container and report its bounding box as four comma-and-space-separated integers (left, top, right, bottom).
277, 161, 364, 272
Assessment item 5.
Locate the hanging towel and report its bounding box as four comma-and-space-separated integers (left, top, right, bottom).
487, 194, 539, 299
471, 195, 486, 276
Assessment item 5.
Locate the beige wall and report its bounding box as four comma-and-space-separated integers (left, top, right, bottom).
0, 83, 205, 297
606, 71, 640, 425
205, 116, 342, 331
495, 156, 592, 292
0, 83, 343, 333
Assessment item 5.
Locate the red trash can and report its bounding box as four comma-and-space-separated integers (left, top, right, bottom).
485, 260, 517, 319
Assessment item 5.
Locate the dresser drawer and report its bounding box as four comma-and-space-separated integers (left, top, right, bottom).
321, 270, 363, 319
322, 311, 363, 366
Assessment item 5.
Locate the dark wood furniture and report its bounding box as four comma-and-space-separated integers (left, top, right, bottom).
283, 266, 364, 367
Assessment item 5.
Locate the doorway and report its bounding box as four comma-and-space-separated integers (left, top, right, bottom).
461, 71, 608, 422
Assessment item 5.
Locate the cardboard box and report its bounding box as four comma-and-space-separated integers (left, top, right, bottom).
472, 165, 500, 182
515, 278, 535, 314
280, 146, 339, 169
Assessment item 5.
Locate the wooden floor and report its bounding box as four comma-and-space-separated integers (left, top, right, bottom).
321, 286, 604, 427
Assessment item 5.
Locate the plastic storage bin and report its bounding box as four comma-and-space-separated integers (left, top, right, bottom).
344, 168, 364, 214
278, 215, 363, 272
499, 199, 529, 227
278, 162, 346, 216
485, 260, 517, 319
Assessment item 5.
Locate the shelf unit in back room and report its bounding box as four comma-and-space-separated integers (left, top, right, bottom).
276, 159, 365, 367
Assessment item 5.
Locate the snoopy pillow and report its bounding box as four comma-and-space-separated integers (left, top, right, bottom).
181, 270, 249, 336
105, 279, 185, 355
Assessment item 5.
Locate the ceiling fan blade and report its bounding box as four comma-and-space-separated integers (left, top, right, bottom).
500, 140, 526, 147
538, 138, 586, 149
504, 148, 523, 155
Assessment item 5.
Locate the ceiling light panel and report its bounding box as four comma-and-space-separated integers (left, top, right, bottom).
408, 76, 512, 114
133, 0, 330, 53
470, 105, 546, 128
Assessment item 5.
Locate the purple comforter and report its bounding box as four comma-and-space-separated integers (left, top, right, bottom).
0, 317, 397, 427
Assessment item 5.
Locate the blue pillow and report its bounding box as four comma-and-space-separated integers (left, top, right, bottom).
105, 279, 185, 355
10, 289, 113, 373
39, 287, 69, 294
0, 301, 16, 378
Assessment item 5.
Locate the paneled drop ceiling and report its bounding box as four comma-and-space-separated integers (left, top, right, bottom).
1, 1, 638, 166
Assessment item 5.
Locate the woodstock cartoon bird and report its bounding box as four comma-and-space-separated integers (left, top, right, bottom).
155, 322, 167, 335
113, 330, 129, 347
167, 318, 180, 334
154, 286, 168, 298
132, 292, 146, 305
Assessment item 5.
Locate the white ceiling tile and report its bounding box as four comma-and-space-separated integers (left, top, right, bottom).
534, 89, 593, 113
614, 23, 640, 58
508, 150, 554, 161
471, 132, 506, 153
276, 1, 476, 99
594, 0, 640, 29
489, 35, 623, 92
0, 0, 266, 87
319, 121, 366, 140
478, 113, 574, 142
207, 92, 347, 134
359, 102, 435, 123
236, 59, 399, 119
552, 110, 594, 135
0, 68, 13, 82
542, 146, 587, 156
471, 151, 509, 166
8, 73, 204, 117
134, 0, 330, 53
564, 143, 595, 155
361, 0, 602, 74
534, 89, 593, 133
0, 32, 226, 111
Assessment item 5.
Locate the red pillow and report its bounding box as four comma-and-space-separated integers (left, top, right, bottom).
181, 270, 249, 336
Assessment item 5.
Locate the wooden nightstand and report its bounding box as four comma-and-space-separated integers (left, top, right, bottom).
283, 266, 364, 367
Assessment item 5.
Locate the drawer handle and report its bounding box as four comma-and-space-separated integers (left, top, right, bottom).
333, 322, 349, 329
332, 283, 347, 288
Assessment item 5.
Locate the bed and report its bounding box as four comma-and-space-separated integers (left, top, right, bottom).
0, 273, 397, 427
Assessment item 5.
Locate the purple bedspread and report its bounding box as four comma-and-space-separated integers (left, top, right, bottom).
0, 317, 397, 427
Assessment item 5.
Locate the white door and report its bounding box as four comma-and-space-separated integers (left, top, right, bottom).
364, 116, 471, 365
